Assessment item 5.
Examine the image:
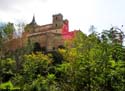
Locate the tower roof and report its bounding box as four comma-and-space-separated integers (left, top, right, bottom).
30, 15, 37, 25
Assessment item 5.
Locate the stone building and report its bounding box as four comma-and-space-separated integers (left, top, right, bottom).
25, 13, 66, 51
2, 13, 77, 53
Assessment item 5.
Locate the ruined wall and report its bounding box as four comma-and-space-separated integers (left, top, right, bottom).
3, 38, 23, 53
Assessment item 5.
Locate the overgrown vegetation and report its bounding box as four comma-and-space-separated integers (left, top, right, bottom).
0, 25, 125, 91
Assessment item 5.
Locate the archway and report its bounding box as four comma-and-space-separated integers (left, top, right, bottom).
33, 42, 42, 53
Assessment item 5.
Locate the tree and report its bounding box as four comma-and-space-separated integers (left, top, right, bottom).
56, 31, 125, 91
89, 25, 96, 34
101, 27, 125, 45
0, 27, 124, 91
0, 58, 16, 82
3, 22, 14, 39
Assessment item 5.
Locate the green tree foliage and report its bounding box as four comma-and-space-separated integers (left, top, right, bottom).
0, 22, 15, 57
101, 27, 124, 45
0, 58, 16, 82
0, 28, 125, 91
11, 53, 56, 90
3, 22, 14, 39
0, 81, 20, 90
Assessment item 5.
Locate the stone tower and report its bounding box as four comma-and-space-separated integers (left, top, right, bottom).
52, 13, 63, 29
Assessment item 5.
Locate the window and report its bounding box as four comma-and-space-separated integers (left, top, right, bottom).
56, 24, 57, 27
56, 17, 58, 20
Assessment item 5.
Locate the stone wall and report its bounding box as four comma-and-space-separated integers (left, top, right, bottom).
1, 14, 67, 53
28, 31, 64, 51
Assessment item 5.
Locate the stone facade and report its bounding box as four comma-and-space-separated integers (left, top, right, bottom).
26, 13, 65, 51
2, 13, 67, 53
1, 13, 80, 54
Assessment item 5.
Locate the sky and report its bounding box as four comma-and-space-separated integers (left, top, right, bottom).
0, 0, 125, 34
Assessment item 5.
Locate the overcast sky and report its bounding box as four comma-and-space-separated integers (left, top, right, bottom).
0, 0, 125, 34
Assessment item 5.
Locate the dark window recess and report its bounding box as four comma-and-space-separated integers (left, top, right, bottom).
56, 17, 58, 20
